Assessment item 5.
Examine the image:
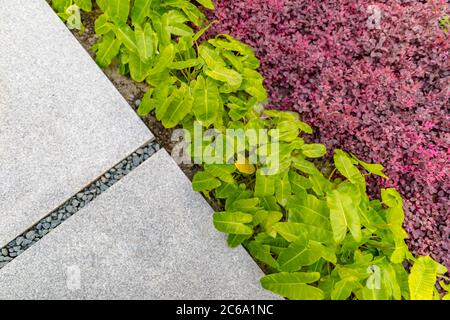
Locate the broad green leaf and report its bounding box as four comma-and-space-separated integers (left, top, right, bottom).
136, 88, 154, 116
278, 240, 322, 272
288, 171, 312, 194
96, 0, 107, 11
227, 234, 250, 248
192, 171, 221, 192
273, 222, 309, 243
247, 241, 279, 269
275, 173, 291, 206
227, 103, 249, 121
106, 0, 130, 24
196, 0, 215, 10
150, 13, 171, 46
167, 10, 189, 24
128, 52, 151, 82
276, 120, 300, 142
163, 1, 206, 26
169, 59, 199, 70
327, 189, 362, 243
253, 210, 282, 236
135, 23, 154, 62
198, 44, 226, 68
205, 66, 242, 88
74, 0, 92, 11
309, 241, 337, 264
215, 183, 239, 199
114, 23, 138, 53
139, 75, 174, 115
167, 23, 193, 36
148, 44, 175, 76
241, 78, 267, 102
95, 32, 122, 68
393, 264, 410, 300
192, 75, 221, 126
382, 264, 402, 300
213, 211, 253, 235
331, 280, 356, 300
131, 0, 152, 26
181, 2, 206, 27
381, 188, 403, 208
292, 157, 319, 175
204, 164, 235, 184
225, 189, 253, 211
351, 153, 389, 179
308, 171, 331, 196
254, 172, 275, 197
298, 121, 313, 134
288, 194, 329, 228
193, 20, 215, 41
156, 84, 193, 128
334, 150, 365, 188
259, 196, 281, 211
439, 281, 450, 300
228, 198, 260, 213
222, 51, 243, 72
94, 14, 113, 35
52, 0, 70, 12
337, 265, 371, 282
261, 272, 324, 300
209, 35, 254, 56
255, 233, 290, 254
301, 144, 327, 158
409, 256, 447, 300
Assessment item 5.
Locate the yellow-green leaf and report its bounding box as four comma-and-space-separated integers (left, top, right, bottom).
135, 23, 154, 62
327, 189, 362, 243
213, 211, 253, 235
261, 272, 324, 300
106, 0, 130, 24
192, 75, 221, 126
192, 171, 221, 192
409, 256, 447, 300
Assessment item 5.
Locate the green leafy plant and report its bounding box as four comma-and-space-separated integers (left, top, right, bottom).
203, 135, 449, 299
439, 15, 450, 34
51, 0, 92, 33
63, 0, 448, 300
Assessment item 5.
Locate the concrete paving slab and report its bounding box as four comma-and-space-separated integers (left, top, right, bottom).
0, 0, 153, 247
0, 150, 277, 299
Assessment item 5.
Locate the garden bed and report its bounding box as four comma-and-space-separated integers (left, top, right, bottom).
207, 0, 450, 269
48, 0, 449, 299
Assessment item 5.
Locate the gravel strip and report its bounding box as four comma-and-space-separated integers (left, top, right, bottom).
0, 142, 161, 269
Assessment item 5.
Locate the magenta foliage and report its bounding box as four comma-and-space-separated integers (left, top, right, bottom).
208, 0, 450, 268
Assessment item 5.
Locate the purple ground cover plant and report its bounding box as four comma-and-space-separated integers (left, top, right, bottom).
208, 0, 450, 268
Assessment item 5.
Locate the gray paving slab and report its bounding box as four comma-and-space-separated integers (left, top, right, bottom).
0, 150, 277, 299
0, 0, 153, 247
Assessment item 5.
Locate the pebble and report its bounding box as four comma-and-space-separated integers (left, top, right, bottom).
15, 236, 24, 246
25, 231, 36, 241
0, 142, 160, 269
51, 220, 60, 228
0, 256, 12, 262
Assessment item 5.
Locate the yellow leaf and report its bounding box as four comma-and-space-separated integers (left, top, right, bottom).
235, 162, 256, 174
